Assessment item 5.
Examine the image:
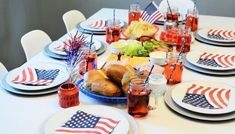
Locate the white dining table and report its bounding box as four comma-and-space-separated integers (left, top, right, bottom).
1, 8, 235, 134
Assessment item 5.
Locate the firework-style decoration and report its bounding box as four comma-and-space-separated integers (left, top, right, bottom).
64, 31, 87, 83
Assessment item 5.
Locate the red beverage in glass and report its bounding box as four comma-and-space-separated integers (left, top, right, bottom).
176, 33, 192, 53
78, 60, 86, 76
166, 13, 180, 22
106, 26, 121, 44
128, 3, 141, 25
84, 52, 97, 72
128, 84, 150, 118
186, 16, 198, 32
164, 55, 183, 85
128, 11, 141, 24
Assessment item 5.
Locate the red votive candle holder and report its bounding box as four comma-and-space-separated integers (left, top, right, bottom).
58, 83, 79, 108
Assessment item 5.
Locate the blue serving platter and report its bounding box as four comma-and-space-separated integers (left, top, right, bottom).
77, 79, 127, 103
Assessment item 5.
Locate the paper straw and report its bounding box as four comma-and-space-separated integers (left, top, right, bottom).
89, 33, 94, 54
144, 64, 155, 84
177, 37, 186, 62
168, 37, 186, 83
113, 9, 115, 25
166, 0, 173, 16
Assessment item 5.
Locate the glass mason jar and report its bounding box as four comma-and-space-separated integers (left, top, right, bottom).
128, 3, 141, 25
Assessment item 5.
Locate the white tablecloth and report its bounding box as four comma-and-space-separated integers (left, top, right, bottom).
1, 8, 235, 134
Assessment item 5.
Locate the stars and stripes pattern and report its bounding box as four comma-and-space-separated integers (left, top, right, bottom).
197, 52, 235, 68
88, 20, 108, 30
207, 29, 235, 41
12, 67, 59, 85
182, 84, 231, 109
54, 110, 119, 134
141, 1, 162, 24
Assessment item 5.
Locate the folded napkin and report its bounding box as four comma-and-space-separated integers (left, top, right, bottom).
197, 52, 235, 68
12, 67, 60, 86
88, 20, 108, 30
207, 29, 235, 40
54, 110, 119, 134
182, 84, 231, 109
54, 40, 72, 52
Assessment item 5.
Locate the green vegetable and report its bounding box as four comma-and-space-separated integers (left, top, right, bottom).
124, 40, 142, 56
143, 41, 156, 52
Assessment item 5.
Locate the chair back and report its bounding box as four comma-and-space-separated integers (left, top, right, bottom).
63, 10, 86, 32
0, 62, 8, 80
21, 30, 52, 60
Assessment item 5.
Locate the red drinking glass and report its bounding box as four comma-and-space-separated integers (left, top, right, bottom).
176, 29, 192, 53
164, 52, 183, 85
128, 3, 141, 25
166, 7, 180, 22
106, 19, 121, 44
127, 78, 157, 118
185, 8, 199, 32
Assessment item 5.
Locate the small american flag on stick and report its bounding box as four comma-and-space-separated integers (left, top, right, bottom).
141, 1, 162, 24
54, 110, 119, 134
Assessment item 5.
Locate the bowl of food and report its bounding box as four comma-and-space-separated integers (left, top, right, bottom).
123, 20, 159, 39
149, 51, 167, 66
78, 64, 136, 103
110, 40, 127, 54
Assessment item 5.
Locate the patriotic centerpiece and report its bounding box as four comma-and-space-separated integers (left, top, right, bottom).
182, 84, 231, 109
64, 31, 87, 83
57, 31, 87, 108
54, 110, 119, 134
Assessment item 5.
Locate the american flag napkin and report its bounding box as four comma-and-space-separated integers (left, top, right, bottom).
197, 52, 235, 68
182, 84, 231, 109
54, 40, 72, 52
141, 1, 162, 24
88, 20, 108, 30
12, 67, 60, 86
54, 110, 119, 134
207, 29, 235, 40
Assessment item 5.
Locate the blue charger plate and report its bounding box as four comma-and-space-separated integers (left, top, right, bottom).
77, 79, 127, 103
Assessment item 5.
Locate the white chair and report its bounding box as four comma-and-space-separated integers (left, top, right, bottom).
63, 10, 86, 32
21, 30, 52, 61
0, 62, 8, 80
159, 0, 194, 19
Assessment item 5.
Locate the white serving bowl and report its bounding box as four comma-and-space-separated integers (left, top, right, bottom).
149, 51, 167, 65
110, 40, 127, 54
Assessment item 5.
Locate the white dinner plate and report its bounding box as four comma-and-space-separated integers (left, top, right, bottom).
80, 19, 125, 32
164, 86, 235, 121
43, 105, 130, 134
184, 59, 235, 76
186, 50, 235, 71
5, 63, 69, 91
48, 40, 68, 56
48, 39, 102, 56
195, 33, 235, 47
44, 44, 68, 60
85, 38, 102, 51
198, 28, 235, 43
0, 74, 58, 95
171, 81, 235, 114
